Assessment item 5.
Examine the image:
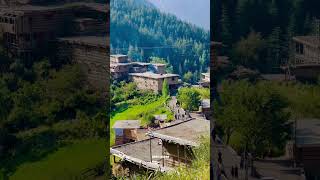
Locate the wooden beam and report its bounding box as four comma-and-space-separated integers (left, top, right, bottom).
162, 140, 164, 167
149, 137, 152, 162
177, 144, 180, 165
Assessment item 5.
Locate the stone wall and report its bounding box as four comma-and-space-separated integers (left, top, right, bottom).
131, 76, 161, 93
58, 40, 108, 91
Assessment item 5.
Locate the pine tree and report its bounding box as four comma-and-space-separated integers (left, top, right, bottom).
268, 27, 282, 71
221, 4, 232, 46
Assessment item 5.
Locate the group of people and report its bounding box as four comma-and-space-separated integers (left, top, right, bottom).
231, 165, 239, 179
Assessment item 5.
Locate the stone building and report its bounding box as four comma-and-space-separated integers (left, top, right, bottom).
129, 72, 180, 93
57, 36, 108, 90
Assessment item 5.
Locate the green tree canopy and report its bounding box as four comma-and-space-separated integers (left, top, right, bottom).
177, 87, 201, 111
215, 80, 291, 157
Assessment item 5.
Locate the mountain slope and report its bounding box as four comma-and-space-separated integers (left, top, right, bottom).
110, 0, 210, 81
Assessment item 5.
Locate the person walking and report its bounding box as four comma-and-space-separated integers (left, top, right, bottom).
218, 151, 222, 164
231, 166, 235, 178
235, 165, 239, 179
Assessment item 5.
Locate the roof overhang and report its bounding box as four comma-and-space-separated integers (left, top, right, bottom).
110, 148, 173, 172
147, 132, 198, 147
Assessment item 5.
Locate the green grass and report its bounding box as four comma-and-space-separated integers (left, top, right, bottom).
110, 96, 172, 146
10, 138, 106, 180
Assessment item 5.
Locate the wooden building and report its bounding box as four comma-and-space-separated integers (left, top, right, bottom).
113, 120, 141, 146
0, 5, 73, 59
288, 36, 320, 80
200, 72, 210, 87
110, 54, 168, 81
294, 119, 320, 180
110, 118, 209, 177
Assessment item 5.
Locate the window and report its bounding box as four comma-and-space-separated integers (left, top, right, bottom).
296, 43, 304, 54
25, 34, 30, 41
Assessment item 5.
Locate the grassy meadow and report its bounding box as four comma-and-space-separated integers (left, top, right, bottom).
10, 138, 106, 180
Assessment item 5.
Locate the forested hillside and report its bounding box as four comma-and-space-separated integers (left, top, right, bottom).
110, 0, 210, 82
213, 0, 320, 73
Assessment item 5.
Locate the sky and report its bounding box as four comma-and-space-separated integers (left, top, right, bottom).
147, 0, 210, 30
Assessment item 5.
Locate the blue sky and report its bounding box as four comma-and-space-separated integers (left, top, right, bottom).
148, 0, 210, 30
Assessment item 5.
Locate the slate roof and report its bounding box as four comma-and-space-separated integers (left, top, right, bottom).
296, 119, 320, 147
112, 120, 141, 129
148, 119, 210, 146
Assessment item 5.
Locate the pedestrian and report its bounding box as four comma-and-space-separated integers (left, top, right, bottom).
235, 165, 239, 179
240, 155, 244, 169
211, 128, 216, 142
220, 163, 228, 179
218, 151, 222, 164
231, 166, 235, 178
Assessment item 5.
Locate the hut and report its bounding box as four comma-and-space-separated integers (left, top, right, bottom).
113, 120, 141, 145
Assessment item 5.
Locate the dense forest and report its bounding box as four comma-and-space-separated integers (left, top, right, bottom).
0, 44, 106, 178
212, 0, 320, 163
213, 0, 320, 73
110, 0, 210, 82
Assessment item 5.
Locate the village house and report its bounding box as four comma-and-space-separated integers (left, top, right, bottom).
110, 54, 170, 83
110, 118, 209, 176
129, 72, 180, 93
57, 36, 108, 90
0, 2, 107, 59
293, 119, 320, 180
113, 120, 141, 145
0, 2, 108, 90
199, 71, 210, 88
288, 36, 320, 80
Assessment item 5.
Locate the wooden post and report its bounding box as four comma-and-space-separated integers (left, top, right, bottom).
184, 146, 187, 166
162, 141, 164, 167
150, 137, 152, 162
177, 144, 180, 165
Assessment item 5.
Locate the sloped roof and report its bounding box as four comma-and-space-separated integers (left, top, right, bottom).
296, 119, 320, 147
293, 36, 320, 48
58, 36, 108, 48
110, 138, 172, 172
129, 72, 179, 79
148, 119, 210, 146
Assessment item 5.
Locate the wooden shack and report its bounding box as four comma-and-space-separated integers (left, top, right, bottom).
148, 119, 210, 168
113, 120, 141, 145
110, 118, 209, 176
